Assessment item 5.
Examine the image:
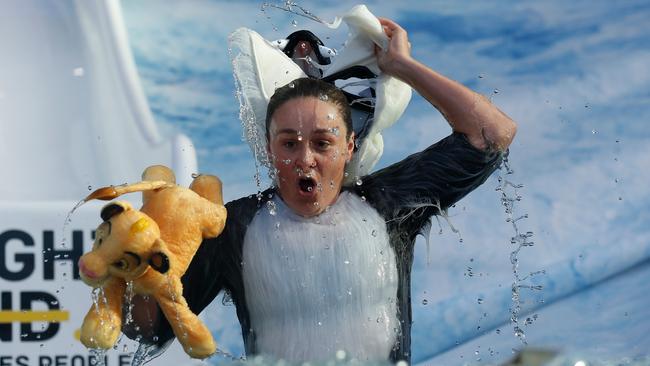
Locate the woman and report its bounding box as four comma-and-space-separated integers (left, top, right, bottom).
135, 18, 516, 363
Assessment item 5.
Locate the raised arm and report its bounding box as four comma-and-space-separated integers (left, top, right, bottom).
375, 18, 517, 152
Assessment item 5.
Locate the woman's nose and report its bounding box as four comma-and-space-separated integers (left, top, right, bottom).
295, 146, 316, 170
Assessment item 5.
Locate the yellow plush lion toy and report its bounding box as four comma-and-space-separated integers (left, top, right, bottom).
77, 165, 227, 359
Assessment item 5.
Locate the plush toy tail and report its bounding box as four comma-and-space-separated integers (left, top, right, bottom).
84, 181, 175, 202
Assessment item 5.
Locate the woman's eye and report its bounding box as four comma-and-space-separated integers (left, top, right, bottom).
316, 140, 331, 150
283, 141, 296, 149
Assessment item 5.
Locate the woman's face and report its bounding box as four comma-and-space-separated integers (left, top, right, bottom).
268, 96, 354, 217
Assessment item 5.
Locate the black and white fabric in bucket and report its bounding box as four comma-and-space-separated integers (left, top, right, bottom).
229, 4, 412, 184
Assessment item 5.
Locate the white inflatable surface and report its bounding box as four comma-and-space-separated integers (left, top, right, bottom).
0, 0, 197, 201
0, 0, 201, 364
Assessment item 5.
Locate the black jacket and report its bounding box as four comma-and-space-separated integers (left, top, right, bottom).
157, 133, 502, 363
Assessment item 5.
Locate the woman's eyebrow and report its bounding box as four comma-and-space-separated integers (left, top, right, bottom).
313, 128, 337, 135
274, 127, 340, 135
275, 128, 299, 135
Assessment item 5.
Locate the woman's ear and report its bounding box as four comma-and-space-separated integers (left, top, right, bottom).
346, 132, 355, 163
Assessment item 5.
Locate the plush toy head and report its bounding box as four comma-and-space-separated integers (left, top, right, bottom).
78, 201, 171, 287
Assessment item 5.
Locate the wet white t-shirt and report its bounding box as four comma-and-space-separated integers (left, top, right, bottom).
242, 191, 399, 363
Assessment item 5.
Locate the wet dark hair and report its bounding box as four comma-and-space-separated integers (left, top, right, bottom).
265, 77, 353, 141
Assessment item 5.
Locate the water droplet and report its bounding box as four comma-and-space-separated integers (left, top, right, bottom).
421, 299, 428, 305
477, 298, 484, 304
355, 177, 363, 186
592, 129, 598, 134
87, 185, 92, 191
327, 113, 336, 121
282, 159, 291, 165
493, 89, 499, 94
335, 350, 346, 360
73, 67, 85, 77
371, 229, 377, 237
319, 94, 329, 101
291, 19, 298, 26
478, 74, 485, 79
288, 82, 295, 89
496, 329, 501, 334
514, 326, 524, 337
344, 260, 350, 265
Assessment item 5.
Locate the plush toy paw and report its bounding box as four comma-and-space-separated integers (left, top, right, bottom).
80, 313, 121, 350
182, 330, 216, 359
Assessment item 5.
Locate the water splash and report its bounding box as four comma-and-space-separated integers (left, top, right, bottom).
90, 287, 115, 338
266, 200, 278, 215
89, 349, 107, 366
496, 152, 544, 345
123, 281, 135, 326
260, 1, 328, 25
61, 198, 85, 248
229, 47, 268, 201
164, 275, 190, 348
130, 342, 163, 366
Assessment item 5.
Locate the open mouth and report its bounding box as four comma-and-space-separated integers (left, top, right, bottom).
298, 177, 317, 194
